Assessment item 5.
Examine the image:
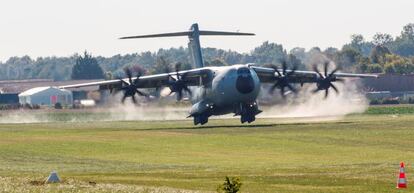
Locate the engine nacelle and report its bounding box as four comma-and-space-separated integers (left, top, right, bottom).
189, 100, 214, 116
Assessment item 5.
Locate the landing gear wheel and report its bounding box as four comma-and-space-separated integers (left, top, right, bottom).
194, 114, 209, 125
241, 113, 255, 124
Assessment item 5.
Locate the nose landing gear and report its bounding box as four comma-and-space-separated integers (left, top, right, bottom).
234, 102, 262, 124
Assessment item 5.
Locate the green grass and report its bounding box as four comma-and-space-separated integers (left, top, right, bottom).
365, 104, 414, 115
0, 110, 413, 192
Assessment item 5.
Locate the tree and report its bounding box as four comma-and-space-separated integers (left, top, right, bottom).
289, 47, 306, 61
402, 23, 414, 40
251, 41, 287, 64
370, 45, 391, 64
348, 34, 373, 56
366, 64, 383, 73
372, 33, 393, 46
334, 47, 361, 69
71, 51, 104, 80
391, 23, 414, 57
286, 54, 305, 70
205, 58, 228, 67
383, 54, 414, 74
151, 57, 171, 74
351, 34, 365, 46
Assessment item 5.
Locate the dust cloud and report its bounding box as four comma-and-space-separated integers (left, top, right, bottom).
0, 75, 368, 124
259, 79, 368, 120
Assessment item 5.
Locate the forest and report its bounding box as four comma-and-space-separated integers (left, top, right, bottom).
1, 23, 414, 81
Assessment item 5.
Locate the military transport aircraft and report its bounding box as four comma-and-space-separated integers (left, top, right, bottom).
60, 23, 377, 125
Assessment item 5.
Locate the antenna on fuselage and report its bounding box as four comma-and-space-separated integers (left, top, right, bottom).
119, 23, 255, 68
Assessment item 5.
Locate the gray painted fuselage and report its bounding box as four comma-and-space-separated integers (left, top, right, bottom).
190, 64, 261, 116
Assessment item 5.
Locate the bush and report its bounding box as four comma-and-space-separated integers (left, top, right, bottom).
54, 103, 63, 109
369, 99, 381, 105
382, 99, 400, 105
217, 176, 242, 193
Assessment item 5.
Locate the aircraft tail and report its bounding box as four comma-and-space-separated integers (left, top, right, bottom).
120, 23, 255, 68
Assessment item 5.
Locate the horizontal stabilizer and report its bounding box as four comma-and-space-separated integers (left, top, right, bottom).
199, 31, 255, 36
119, 23, 255, 68
120, 32, 191, 39
120, 31, 254, 39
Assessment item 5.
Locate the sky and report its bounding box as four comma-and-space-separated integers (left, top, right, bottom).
1, 0, 413, 62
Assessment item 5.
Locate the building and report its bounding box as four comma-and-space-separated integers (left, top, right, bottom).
0, 93, 19, 105
19, 87, 73, 106
363, 74, 414, 100
0, 79, 102, 106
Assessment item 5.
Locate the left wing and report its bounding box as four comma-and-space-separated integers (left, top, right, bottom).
251, 66, 378, 83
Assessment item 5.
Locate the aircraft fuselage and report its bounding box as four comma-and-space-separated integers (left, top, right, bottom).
189, 64, 262, 124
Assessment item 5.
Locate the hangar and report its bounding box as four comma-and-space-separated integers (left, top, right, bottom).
18, 87, 73, 107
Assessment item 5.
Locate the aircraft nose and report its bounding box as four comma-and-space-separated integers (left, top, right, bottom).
236, 74, 255, 94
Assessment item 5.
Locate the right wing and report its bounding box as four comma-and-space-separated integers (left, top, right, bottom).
59, 68, 212, 90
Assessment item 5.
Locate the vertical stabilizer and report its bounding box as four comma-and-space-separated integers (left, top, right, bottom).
188, 24, 204, 68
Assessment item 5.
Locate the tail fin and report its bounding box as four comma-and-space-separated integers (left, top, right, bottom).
120, 23, 255, 68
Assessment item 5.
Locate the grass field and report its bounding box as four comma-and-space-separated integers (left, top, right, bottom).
0, 106, 413, 192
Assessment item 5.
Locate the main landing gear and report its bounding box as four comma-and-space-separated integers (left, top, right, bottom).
193, 113, 209, 125
234, 102, 262, 124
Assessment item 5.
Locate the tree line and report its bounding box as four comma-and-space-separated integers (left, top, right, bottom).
1, 23, 414, 81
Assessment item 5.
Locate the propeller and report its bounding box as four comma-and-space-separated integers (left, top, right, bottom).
166, 63, 192, 101
269, 61, 298, 98
312, 61, 344, 98
118, 67, 148, 104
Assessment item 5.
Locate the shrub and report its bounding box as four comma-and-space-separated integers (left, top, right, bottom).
369, 99, 381, 105
409, 97, 414, 104
217, 176, 242, 193
382, 99, 400, 105
54, 103, 63, 109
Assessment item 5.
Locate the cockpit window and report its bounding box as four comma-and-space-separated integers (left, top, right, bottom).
237, 67, 250, 74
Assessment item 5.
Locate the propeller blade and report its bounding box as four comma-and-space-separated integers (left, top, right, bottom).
168, 74, 177, 81
330, 83, 339, 94
183, 86, 192, 96
274, 68, 282, 77
168, 90, 174, 96
269, 82, 280, 93
181, 72, 189, 79
329, 68, 339, 77
121, 95, 127, 104
280, 86, 286, 98
177, 90, 183, 101
325, 89, 329, 98
136, 89, 148, 97
324, 62, 329, 77
175, 62, 181, 79
270, 65, 282, 76
287, 84, 297, 93
282, 61, 287, 75
313, 65, 324, 78
133, 72, 142, 85
124, 68, 133, 84
131, 95, 137, 104
119, 78, 130, 86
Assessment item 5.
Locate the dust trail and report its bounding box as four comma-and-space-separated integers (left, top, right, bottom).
0, 110, 50, 123
259, 79, 368, 120
103, 92, 191, 121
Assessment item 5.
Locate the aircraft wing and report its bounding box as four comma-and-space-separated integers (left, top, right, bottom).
251, 66, 378, 83
59, 68, 212, 90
